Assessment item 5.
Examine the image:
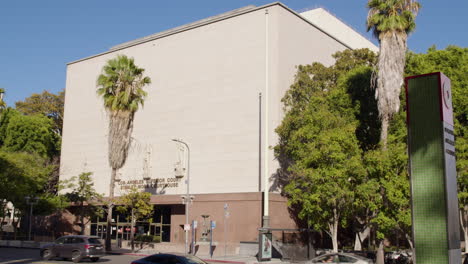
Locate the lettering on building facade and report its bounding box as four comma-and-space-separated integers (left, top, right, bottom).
118, 177, 181, 190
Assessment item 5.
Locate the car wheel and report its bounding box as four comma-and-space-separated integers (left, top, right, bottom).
90, 257, 100, 262
71, 250, 82, 263
41, 249, 52, 260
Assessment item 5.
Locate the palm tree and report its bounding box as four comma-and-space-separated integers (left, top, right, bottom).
367, 2, 419, 263
96, 55, 151, 251
367, 0, 420, 148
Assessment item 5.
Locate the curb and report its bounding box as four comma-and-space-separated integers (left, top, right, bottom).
202, 259, 245, 264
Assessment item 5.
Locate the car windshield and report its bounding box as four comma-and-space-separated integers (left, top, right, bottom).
87, 238, 102, 244
184, 255, 207, 264
55, 237, 66, 244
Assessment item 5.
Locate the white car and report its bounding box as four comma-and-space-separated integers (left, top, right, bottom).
309, 252, 374, 264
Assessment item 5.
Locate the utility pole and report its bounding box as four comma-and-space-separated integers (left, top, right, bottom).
25, 196, 39, 241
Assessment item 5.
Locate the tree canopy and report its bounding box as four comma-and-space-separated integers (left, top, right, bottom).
0, 150, 53, 212
15, 90, 65, 135
117, 187, 153, 252
0, 109, 59, 158
65, 172, 103, 235
276, 49, 375, 252
276, 45, 466, 254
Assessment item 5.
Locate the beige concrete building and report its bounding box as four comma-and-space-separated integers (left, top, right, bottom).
60, 2, 377, 253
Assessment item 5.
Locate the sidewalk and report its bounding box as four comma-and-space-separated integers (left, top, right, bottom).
109, 247, 290, 264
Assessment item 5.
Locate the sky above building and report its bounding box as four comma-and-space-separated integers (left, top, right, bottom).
1, 0, 466, 106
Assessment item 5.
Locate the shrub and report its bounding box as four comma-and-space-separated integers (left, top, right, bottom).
134, 234, 161, 243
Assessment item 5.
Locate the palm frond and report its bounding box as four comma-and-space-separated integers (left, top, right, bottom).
367, 0, 420, 38
96, 55, 152, 169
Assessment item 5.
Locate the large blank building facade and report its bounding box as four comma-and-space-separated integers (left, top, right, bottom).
60, 2, 377, 252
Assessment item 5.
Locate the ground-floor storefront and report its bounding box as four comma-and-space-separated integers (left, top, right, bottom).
88, 192, 296, 247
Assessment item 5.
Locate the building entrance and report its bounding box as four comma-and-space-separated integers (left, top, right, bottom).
90, 205, 172, 242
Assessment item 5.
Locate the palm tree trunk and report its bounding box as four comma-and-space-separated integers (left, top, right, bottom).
380, 115, 389, 149
105, 168, 117, 251
376, 31, 407, 149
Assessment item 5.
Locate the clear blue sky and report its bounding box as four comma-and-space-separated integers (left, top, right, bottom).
1, 0, 466, 106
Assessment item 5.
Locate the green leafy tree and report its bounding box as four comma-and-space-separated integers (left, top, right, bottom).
367, 0, 420, 147
0, 150, 54, 234
65, 172, 104, 235
116, 187, 153, 252
364, 111, 411, 247
406, 45, 468, 252
0, 108, 19, 146
275, 50, 373, 252
2, 111, 59, 158
341, 66, 381, 250
96, 55, 151, 251
15, 90, 65, 194
15, 90, 65, 135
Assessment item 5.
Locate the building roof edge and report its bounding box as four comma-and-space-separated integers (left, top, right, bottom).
67, 1, 355, 65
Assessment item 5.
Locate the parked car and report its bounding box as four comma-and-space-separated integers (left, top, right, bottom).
309, 252, 374, 264
385, 250, 411, 264
131, 253, 208, 264
40, 235, 105, 263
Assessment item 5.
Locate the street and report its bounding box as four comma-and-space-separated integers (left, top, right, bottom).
0, 248, 144, 264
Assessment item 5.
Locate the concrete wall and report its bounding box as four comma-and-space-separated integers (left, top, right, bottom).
300, 8, 378, 53
62, 7, 268, 197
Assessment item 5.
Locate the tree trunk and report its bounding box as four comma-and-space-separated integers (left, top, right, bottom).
105, 168, 117, 252
375, 240, 385, 264
461, 208, 468, 253
80, 201, 85, 235
130, 209, 135, 253
376, 31, 407, 149
332, 220, 338, 253
354, 226, 370, 251
405, 233, 415, 263
329, 208, 339, 253
380, 115, 389, 149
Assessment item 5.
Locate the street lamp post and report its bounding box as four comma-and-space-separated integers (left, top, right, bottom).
25, 196, 39, 241
172, 138, 190, 254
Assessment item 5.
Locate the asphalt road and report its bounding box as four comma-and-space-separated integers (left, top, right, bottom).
0, 247, 144, 264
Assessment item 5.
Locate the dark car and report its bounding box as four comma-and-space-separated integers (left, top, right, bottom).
40, 235, 105, 263
309, 252, 374, 264
131, 253, 208, 264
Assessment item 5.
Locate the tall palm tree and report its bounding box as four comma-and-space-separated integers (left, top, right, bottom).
97, 55, 151, 251
367, 2, 419, 263
367, 0, 420, 148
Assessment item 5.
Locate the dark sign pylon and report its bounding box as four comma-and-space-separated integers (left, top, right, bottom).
406, 72, 460, 264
